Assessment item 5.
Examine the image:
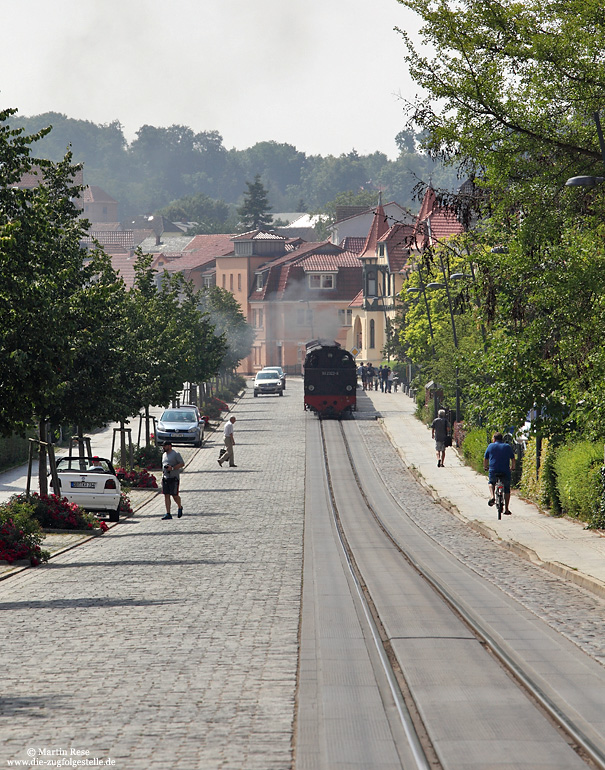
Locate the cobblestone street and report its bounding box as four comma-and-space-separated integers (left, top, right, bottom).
0, 385, 305, 770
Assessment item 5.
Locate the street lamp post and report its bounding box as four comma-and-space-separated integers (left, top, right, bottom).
406, 262, 440, 417
566, 111, 605, 187
298, 299, 314, 340
426, 274, 461, 424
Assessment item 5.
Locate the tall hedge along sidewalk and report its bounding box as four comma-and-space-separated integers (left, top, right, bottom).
520, 438, 605, 530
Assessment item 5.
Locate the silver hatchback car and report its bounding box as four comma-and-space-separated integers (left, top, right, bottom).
156, 407, 204, 447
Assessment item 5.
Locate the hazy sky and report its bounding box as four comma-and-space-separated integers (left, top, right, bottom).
2, 0, 425, 159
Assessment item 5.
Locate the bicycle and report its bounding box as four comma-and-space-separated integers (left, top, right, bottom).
493, 473, 506, 520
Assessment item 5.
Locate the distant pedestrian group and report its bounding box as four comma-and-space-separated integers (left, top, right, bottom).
357, 363, 395, 392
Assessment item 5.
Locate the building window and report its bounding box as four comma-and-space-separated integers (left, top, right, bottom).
238, 273, 242, 291
378, 244, 385, 257
258, 309, 263, 328
256, 274, 263, 291
308, 273, 335, 289
369, 319, 375, 349
338, 309, 352, 326
222, 274, 226, 289
230, 274, 234, 291
367, 270, 376, 297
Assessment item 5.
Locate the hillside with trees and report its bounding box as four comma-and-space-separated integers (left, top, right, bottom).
7, 112, 459, 226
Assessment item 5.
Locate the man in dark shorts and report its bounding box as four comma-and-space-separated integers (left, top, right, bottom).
483, 432, 516, 515
161, 441, 185, 520
431, 409, 449, 467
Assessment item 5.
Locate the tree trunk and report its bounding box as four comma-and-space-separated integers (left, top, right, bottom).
145, 405, 151, 446
120, 420, 127, 468
38, 418, 48, 496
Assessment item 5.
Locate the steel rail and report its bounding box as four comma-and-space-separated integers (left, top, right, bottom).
319, 421, 433, 770
339, 421, 605, 770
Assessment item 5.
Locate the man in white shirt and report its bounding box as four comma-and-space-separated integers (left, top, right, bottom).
218, 416, 237, 467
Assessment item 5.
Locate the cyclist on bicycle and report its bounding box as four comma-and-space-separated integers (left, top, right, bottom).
483, 432, 516, 515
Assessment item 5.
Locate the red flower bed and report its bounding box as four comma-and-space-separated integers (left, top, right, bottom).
14, 493, 101, 531
0, 499, 50, 566
116, 467, 158, 489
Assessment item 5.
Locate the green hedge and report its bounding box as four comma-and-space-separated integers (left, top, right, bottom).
0, 434, 33, 472
460, 427, 490, 476
553, 440, 602, 523
519, 438, 560, 512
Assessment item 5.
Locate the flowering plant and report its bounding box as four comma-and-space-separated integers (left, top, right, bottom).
116, 466, 158, 489
132, 444, 162, 469
118, 492, 134, 516
14, 493, 102, 531
0, 498, 49, 566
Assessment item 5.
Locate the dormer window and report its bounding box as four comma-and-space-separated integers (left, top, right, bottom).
308, 273, 335, 290
256, 273, 264, 291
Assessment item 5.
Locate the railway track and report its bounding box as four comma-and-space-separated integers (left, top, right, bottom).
295, 416, 605, 769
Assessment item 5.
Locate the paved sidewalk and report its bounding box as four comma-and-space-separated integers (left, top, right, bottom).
363, 388, 605, 598
0, 387, 304, 770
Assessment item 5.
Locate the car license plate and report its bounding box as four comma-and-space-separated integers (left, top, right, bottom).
71, 481, 96, 489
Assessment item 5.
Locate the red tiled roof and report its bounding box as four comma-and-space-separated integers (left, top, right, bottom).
339, 236, 366, 253
378, 223, 414, 273
358, 203, 390, 259
82, 185, 118, 203
413, 187, 464, 248
109, 253, 138, 288
249, 247, 363, 304
301, 252, 363, 271
83, 230, 135, 249
428, 208, 465, 242
231, 229, 287, 242
349, 289, 364, 308
184, 234, 235, 254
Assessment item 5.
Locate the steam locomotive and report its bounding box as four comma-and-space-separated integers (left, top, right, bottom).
303, 340, 357, 418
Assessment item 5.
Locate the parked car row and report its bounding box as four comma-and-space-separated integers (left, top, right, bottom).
253, 366, 286, 397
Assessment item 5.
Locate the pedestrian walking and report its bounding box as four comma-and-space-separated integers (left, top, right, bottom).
161, 441, 184, 519
218, 416, 237, 467
387, 368, 394, 393
431, 409, 450, 467
380, 365, 389, 392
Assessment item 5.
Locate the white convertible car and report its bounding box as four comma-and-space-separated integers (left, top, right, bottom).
50, 456, 123, 522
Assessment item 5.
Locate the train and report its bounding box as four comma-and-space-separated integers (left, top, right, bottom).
303, 340, 357, 418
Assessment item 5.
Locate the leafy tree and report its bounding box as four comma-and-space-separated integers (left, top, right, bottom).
237, 174, 274, 230
232, 141, 306, 210
393, 0, 605, 442
158, 192, 236, 233
397, 0, 605, 216
128, 253, 227, 409
197, 287, 255, 372
0, 110, 140, 489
